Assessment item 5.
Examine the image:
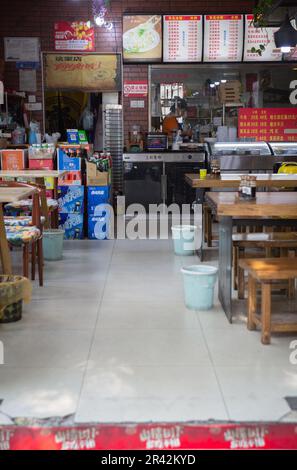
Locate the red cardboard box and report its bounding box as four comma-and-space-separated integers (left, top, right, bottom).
29, 158, 54, 170
58, 170, 82, 186
1, 149, 28, 170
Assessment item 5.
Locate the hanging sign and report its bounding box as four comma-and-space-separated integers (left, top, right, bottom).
163, 15, 203, 62
238, 108, 297, 142
123, 15, 162, 63
45, 54, 121, 91
204, 15, 244, 62
124, 81, 148, 97
54, 22, 95, 52
243, 15, 282, 61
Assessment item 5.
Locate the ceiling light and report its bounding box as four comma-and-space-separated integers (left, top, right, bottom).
221, 79, 227, 83
95, 16, 105, 26
210, 83, 215, 88
274, 13, 297, 51
215, 82, 220, 86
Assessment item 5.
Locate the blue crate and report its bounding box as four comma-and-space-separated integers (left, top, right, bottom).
57, 186, 84, 214
59, 213, 84, 240
87, 186, 111, 215
88, 214, 110, 240
58, 148, 81, 171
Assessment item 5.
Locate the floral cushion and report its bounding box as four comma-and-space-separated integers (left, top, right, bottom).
5, 225, 41, 247
5, 198, 58, 214
4, 216, 46, 226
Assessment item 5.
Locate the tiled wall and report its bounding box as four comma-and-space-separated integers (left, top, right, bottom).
0, 0, 255, 140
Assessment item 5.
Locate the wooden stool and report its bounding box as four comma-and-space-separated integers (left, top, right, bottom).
239, 258, 297, 345
233, 232, 297, 298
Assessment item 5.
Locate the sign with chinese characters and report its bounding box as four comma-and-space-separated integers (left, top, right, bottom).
204, 15, 243, 62
54, 22, 95, 52
238, 108, 297, 142
163, 15, 203, 62
124, 81, 148, 97
243, 15, 282, 62
123, 15, 162, 62
4, 37, 40, 62
45, 54, 121, 91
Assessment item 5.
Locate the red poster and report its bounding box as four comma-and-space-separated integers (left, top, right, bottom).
54, 22, 95, 52
124, 81, 148, 97
238, 108, 297, 142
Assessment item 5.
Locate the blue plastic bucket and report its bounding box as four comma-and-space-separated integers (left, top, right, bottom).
181, 265, 218, 310
171, 225, 197, 256
43, 229, 64, 261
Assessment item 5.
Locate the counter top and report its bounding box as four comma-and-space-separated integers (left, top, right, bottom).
186, 173, 297, 189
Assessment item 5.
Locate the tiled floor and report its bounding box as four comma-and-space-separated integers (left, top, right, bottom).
0, 237, 297, 424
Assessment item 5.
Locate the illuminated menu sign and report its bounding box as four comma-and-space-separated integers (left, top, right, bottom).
238, 108, 297, 142
123, 15, 162, 63
243, 15, 282, 61
204, 15, 243, 62
163, 15, 203, 62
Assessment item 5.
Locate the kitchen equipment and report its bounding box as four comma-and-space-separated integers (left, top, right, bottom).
146, 133, 168, 151
103, 104, 123, 194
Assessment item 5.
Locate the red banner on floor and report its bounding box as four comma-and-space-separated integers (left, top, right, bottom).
1, 422, 297, 450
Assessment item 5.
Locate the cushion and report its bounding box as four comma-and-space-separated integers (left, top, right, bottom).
5, 198, 58, 214
5, 225, 41, 247
4, 216, 45, 227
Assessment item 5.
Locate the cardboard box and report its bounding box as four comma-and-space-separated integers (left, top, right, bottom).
57, 148, 81, 171
1, 149, 28, 170
57, 186, 84, 214
88, 214, 110, 240
44, 176, 54, 190
87, 186, 110, 214
86, 161, 110, 186
58, 171, 82, 186
29, 158, 54, 170
59, 213, 84, 239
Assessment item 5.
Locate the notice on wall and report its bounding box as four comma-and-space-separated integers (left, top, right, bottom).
204, 15, 243, 62
238, 108, 297, 142
130, 100, 145, 108
243, 15, 282, 62
19, 69, 37, 92
163, 15, 203, 62
124, 81, 148, 97
123, 15, 162, 62
54, 22, 95, 52
45, 54, 121, 91
4, 37, 40, 62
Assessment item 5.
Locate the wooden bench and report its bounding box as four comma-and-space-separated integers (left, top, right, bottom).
238, 258, 297, 345
233, 232, 297, 298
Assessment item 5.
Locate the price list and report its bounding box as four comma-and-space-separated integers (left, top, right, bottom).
244, 15, 282, 61
163, 15, 203, 62
204, 15, 243, 62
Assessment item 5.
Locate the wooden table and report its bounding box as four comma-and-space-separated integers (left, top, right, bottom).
0, 187, 36, 274
205, 191, 297, 322
186, 173, 297, 189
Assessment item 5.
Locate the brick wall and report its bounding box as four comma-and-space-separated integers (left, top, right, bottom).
0, 0, 255, 140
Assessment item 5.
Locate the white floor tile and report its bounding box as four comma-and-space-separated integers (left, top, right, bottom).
89, 328, 210, 367
0, 367, 84, 419
75, 365, 228, 422
97, 300, 199, 330
0, 330, 92, 368
215, 365, 297, 422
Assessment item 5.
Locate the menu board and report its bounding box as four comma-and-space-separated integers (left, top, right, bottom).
243, 15, 281, 62
54, 22, 95, 52
123, 15, 162, 62
238, 108, 297, 142
163, 15, 203, 62
204, 15, 243, 62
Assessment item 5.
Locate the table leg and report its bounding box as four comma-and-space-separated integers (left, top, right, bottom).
218, 216, 233, 323
0, 203, 12, 274
195, 188, 205, 261
36, 177, 50, 229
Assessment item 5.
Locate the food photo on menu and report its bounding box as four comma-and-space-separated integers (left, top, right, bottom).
123, 15, 162, 62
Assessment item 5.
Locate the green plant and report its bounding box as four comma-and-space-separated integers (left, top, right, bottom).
251, 0, 276, 55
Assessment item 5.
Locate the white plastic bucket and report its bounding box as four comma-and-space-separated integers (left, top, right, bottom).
171, 225, 197, 256
43, 229, 64, 261
181, 264, 218, 310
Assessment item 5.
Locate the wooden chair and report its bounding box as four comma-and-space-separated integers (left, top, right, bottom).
233, 232, 297, 299
239, 258, 297, 345
0, 181, 44, 286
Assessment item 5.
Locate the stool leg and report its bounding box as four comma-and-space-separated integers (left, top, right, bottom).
31, 242, 36, 281
207, 208, 212, 248
247, 275, 257, 330
23, 244, 29, 278
233, 245, 238, 291
37, 238, 44, 287
261, 282, 271, 345
238, 248, 245, 299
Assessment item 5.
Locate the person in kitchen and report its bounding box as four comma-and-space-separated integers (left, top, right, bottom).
162, 97, 192, 141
